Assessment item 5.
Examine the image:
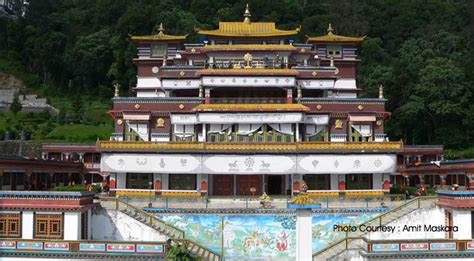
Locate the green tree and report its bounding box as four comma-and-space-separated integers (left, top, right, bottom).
10, 92, 22, 114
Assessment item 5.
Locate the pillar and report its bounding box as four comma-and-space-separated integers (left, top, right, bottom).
418, 174, 425, 186
382, 173, 391, 190
286, 88, 293, 104
439, 173, 447, 188
64, 212, 81, 240
295, 123, 300, 142
200, 174, 208, 193
338, 174, 346, 190
22, 211, 34, 239
153, 173, 162, 190
205, 88, 211, 104
87, 209, 92, 240
78, 153, 84, 163
296, 209, 312, 261
109, 173, 116, 189
161, 174, 169, 190
466, 172, 474, 190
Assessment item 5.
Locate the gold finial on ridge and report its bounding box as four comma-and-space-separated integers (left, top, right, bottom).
158, 23, 165, 35
327, 23, 334, 34
379, 84, 384, 99
243, 3, 251, 24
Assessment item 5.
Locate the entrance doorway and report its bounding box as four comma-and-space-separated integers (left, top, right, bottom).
267, 175, 283, 195
212, 175, 234, 195
237, 175, 261, 196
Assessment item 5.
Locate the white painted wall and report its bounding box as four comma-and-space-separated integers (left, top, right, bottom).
64, 212, 81, 240
372, 173, 382, 189
91, 207, 168, 242
296, 209, 312, 261
330, 174, 339, 190
117, 173, 126, 189
87, 209, 92, 240
453, 210, 472, 239
22, 211, 34, 239
368, 206, 446, 240
162, 174, 169, 190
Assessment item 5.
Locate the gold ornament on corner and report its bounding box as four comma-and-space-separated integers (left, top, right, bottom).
156, 118, 165, 128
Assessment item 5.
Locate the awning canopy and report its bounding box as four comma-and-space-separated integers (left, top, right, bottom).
123, 113, 150, 121
349, 115, 376, 122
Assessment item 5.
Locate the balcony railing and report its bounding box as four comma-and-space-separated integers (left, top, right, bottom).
96, 140, 403, 152
209, 97, 287, 104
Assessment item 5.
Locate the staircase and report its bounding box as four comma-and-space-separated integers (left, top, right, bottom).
312, 196, 437, 260
112, 198, 221, 261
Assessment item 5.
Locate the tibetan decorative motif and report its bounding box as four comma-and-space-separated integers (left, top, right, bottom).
179, 104, 185, 110
191, 48, 196, 53
156, 118, 165, 127
335, 119, 343, 129
179, 71, 186, 76
316, 104, 322, 110
301, 48, 306, 53
376, 120, 383, 126
357, 105, 364, 111
134, 104, 141, 109
312, 71, 318, 77
117, 119, 123, 125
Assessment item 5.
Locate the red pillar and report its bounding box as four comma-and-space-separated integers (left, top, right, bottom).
286, 88, 293, 104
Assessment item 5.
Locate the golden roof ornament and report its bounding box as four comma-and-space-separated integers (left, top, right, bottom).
158, 23, 165, 36
243, 3, 251, 24
114, 82, 120, 97
327, 23, 334, 35
379, 84, 384, 99
243, 52, 253, 68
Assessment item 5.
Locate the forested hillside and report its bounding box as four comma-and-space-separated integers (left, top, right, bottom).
0, 0, 473, 153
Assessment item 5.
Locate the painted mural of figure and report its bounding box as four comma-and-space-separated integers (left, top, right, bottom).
276, 230, 288, 251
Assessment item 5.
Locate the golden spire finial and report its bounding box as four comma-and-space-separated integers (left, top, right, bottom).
158, 23, 164, 35
379, 84, 384, 99
327, 23, 334, 34
243, 3, 251, 24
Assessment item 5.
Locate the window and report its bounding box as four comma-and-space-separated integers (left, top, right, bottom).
0, 213, 21, 238
34, 214, 63, 239
327, 45, 342, 58
151, 43, 167, 57
169, 174, 196, 190
126, 173, 153, 189
304, 175, 330, 190
346, 174, 373, 190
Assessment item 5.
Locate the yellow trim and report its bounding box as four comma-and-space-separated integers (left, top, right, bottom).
97, 141, 403, 151
197, 22, 299, 37
193, 103, 309, 111
130, 32, 187, 41
201, 44, 297, 50
115, 190, 155, 198
307, 191, 339, 197
345, 191, 384, 197
306, 32, 365, 43
197, 68, 298, 74
161, 191, 201, 197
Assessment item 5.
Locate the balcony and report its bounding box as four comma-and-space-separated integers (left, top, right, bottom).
209, 97, 287, 104
96, 140, 403, 153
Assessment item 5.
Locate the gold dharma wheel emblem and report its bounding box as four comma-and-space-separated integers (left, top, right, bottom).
179, 71, 186, 76
117, 119, 123, 125
179, 104, 185, 110
357, 105, 364, 111
376, 120, 383, 126
335, 119, 343, 129
134, 104, 141, 109
156, 118, 165, 128
191, 48, 196, 53
312, 71, 318, 77
243, 52, 253, 68
316, 104, 322, 110
301, 48, 306, 53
